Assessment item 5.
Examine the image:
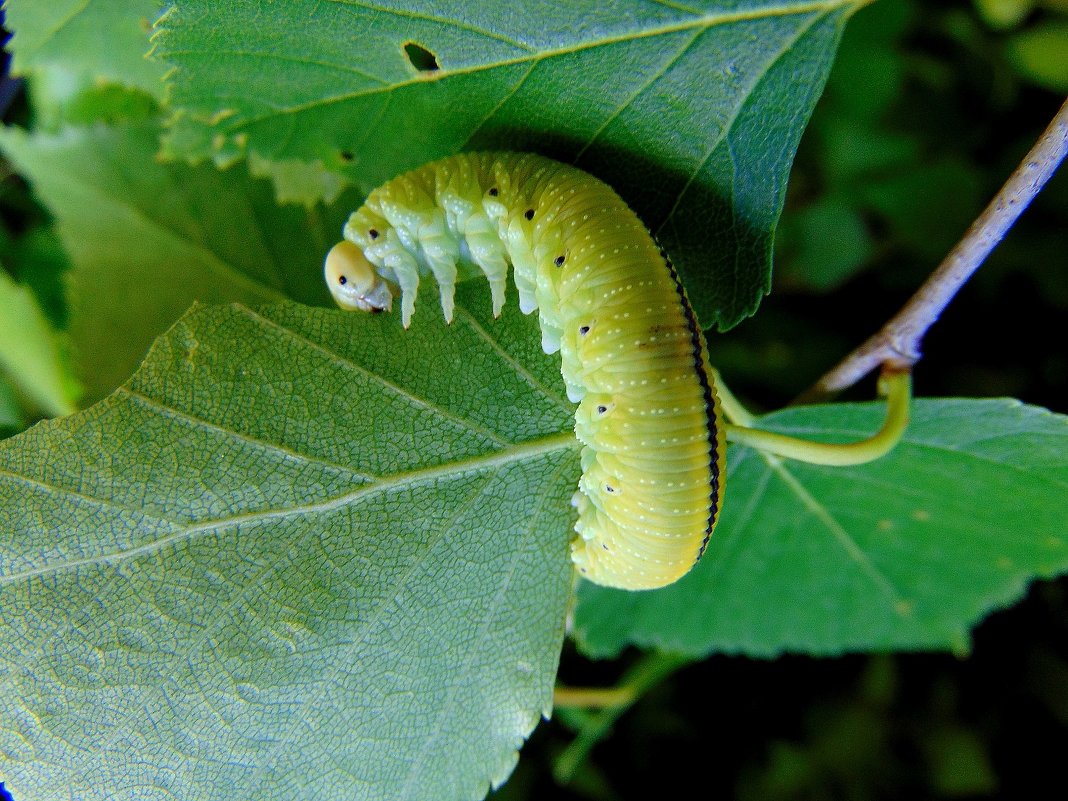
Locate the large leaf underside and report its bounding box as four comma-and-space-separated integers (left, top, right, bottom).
0, 293, 578, 801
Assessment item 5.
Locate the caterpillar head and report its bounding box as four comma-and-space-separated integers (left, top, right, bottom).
324, 239, 394, 313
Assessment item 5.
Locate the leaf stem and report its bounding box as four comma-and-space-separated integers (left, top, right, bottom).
552, 685, 636, 709
798, 96, 1068, 402
552, 651, 690, 784
726, 368, 911, 465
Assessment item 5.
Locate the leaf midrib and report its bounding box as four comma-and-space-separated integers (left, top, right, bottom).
242, 469, 500, 794
0, 430, 578, 586
178, 0, 856, 130
757, 451, 911, 613
242, 306, 515, 445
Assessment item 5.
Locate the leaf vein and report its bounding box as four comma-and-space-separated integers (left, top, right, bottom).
762, 455, 911, 612
0, 466, 183, 532
23, 0, 92, 63
654, 6, 826, 240
117, 386, 376, 480
452, 303, 572, 414
0, 432, 578, 585
160, 47, 389, 83
458, 60, 538, 151
60, 174, 287, 303
399, 459, 570, 797
213, 0, 854, 133
575, 27, 704, 160
324, 0, 538, 53
245, 469, 500, 793
238, 305, 512, 446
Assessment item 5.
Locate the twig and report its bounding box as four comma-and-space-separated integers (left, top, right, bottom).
552, 684, 635, 709
552, 652, 689, 783
798, 96, 1068, 403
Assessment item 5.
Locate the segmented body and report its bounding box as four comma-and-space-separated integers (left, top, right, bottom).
327, 152, 725, 589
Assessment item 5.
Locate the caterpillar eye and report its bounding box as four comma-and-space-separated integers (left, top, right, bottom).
338, 275, 348, 285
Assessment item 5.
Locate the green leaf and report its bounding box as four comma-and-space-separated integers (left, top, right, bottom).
26, 65, 161, 131
4, 0, 167, 99
862, 158, 984, 261
152, 0, 862, 330
0, 268, 78, 418
776, 194, 873, 289
0, 121, 351, 401
974, 0, 1033, 31
0, 376, 22, 431
1006, 20, 1068, 93
0, 213, 70, 331
924, 725, 998, 796
817, 0, 911, 122
815, 114, 920, 186
574, 399, 1068, 658
0, 295, 579, 801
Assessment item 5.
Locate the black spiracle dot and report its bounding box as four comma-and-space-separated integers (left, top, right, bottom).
579, 326, 590, 336
554, 255, 565, 267
524, 208, 534, 220
596, 405, 607, 414
488, 187, 499, 197
368, 229, 379, 240
604, 484, 615, 493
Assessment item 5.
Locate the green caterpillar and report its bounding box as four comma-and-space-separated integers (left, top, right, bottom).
325, 152, 725, 590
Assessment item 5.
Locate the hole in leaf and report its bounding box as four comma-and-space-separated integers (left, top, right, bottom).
403, 42, 440, 72
339, 150, 354, 162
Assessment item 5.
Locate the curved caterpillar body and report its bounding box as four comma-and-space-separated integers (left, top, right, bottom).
325, 153, 725, 590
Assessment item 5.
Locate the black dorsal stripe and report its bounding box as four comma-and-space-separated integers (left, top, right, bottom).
659, 246, 721, 560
